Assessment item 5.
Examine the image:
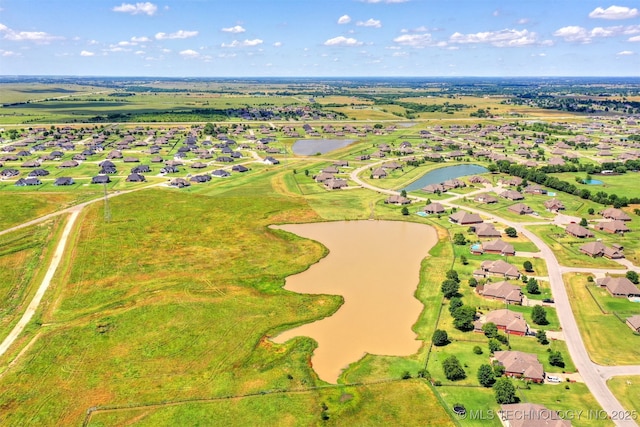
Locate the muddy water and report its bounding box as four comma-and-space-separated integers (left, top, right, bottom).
271, 220, 438, 383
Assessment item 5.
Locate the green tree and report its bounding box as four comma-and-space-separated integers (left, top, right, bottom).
473, 346, 483, 355
460, 254, 468, 265
482, 322, 499, 338
448, 297, 463, 314
526, 278, 539, 294
579, 218, 588, 227
532, 305, 548, 325
523, 260, 533, 272
453, 233, 467, 245
446, 270, 460, 283
441, 279, 460, 299
432, 329, 449, 346
400, 189, 407, 198
505, 227, 518, 238
626, 270, 639, 284
442, 355, 466, 381
478, 364, 496, 387
536, 330, 549, 345
488, 338, 502, 353
494, 377, 517, 404
401, 206, 409, 216
588, 208, 595, 215
468, 277, 478, 288
549, 350, 565, 367
452, 305, 476, 331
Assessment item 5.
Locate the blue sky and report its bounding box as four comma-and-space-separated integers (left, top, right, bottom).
0, 0, 638, 77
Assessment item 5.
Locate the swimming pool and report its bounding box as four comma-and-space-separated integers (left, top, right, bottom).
471, 243, 482, 252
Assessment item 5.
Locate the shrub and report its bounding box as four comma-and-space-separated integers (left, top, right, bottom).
473, 345, 483, 355
442, 355, 466, 381
432, 329, 449, 346
532, 305, 548, 325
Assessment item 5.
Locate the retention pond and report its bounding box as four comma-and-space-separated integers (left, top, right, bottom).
271, 220, 438, 383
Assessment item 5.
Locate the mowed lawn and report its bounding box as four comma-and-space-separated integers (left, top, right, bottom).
564, 273, 640, 365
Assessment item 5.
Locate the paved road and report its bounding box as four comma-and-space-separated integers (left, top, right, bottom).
0, 208, 80, 357
350, 159, 639, 427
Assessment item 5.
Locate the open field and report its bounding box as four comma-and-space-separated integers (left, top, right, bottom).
564, 273, 640, 365
607, 376, 640, 416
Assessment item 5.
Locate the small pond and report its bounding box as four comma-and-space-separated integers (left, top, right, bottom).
292, 139, 355, 155
402, 164, 488, 192
585, 179, 603, 185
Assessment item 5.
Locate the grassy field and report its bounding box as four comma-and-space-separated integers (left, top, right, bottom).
564, 273, 640, 365
607, 376, 640, 416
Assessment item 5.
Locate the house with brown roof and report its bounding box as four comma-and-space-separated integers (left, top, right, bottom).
422, 183, 446, 193
476, 259, 521, 279
385, 195, 411, 205
500, 190, 525, 201
601, 207, 631, 221
474, 193, 499, 204
482, 239, 516, 256
596, 277, 640, 298
449, 211, 483, 225
371, 168, 387, 179
422, 202, 445, 214
565, 223, 594, 238
324, 178, 348, 190
481, 309, 529, 335
579, 241, 624, 259
544, 199, 565, 212
523, 184, 547, 195
499, 403, 572, 427
508, 203, 534, 215
493, 351, 544, 383
595, 220, 630, 234
479, 281, 523, 305
474, 223, 502, 238
626, 315, 640, 333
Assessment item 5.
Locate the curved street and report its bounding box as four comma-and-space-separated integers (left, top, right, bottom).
351, 160, 639, 427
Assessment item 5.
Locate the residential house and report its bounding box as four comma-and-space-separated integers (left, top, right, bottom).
601, 208, 631, 221
212, 169, 231, 178
385, 195, 411, 205
54, 177, 75, 186
170, 178, 190, 188
474, 223, 502, 238
508, 203, 534, 215
626, 315, 640, 333
125, 173, 146, 182
263, 156, 279, 165
478, 282, 523, 305
369, 167, 386, 179
422, 183, 446, 193
422, 202, 445, 215
499, 403, 572, 427
91, 175, 111, 184
59, 160, 79, 168
595, 220, 630, 234
474, 193, 499, 204
15, 177, 41, 186
493, 351, 544, 383
565, 223, 594, 238
523, 184, 547, 195
324, 178, 348, 190
500, 190, 525, 201
449, 211, 483, 225
482, 239, 516, 256
544, 199, 565, 212
596, 277, 640, 297
475, 259, 521, 279
232, 165, 249, 173
579, 241, 624, 259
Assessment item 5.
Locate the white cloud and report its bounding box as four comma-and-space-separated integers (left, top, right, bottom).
517, 18, 530, 25
617, 50, 634, 55
449, 29, 538, 47
112, 2, 157, 16
131, 36, 151, 43
356, 18, 382, 28
222, 25, 246, 33
338, 15, 351, 24
323, 36, 363, 46
80, 50, 95, 56
135, 50, 145, 55
221, 39, 264, 48
0, 49, 17, 56
393, 33, 434, 47
589, 5, 639, 20
179, 49, 199, 58
629, 35, 640, 42
273, 41, 282, 47
392, 51, 409, 57
155, 30, 198, 40
553, 25, 631, 43
0, 23, 62, 43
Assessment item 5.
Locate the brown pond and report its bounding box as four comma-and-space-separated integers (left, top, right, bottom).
271, 220, 438, 383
